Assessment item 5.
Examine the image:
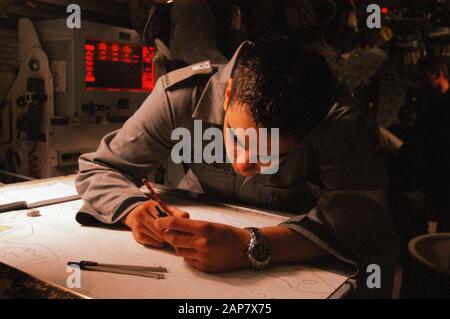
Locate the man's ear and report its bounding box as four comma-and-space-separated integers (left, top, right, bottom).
223, 79, 233, 112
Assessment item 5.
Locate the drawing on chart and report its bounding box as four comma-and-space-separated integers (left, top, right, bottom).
0, 193, 350, 298
176, 204, 285, 229
0, 215, 60, 269
0, 225, 11, 232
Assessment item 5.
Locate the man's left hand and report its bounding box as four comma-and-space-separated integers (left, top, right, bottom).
155, 217, 251, 273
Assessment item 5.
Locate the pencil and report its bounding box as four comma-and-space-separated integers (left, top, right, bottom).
142, 178, 170, 217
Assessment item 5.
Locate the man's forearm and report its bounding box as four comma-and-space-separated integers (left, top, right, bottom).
261, 226, 330, 264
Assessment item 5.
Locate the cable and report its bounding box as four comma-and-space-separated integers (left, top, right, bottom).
142, 7, 152, 44
27, 140, 40, 178
142, 4, 159, 45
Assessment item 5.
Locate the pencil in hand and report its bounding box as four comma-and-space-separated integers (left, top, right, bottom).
141, 178, 170, 217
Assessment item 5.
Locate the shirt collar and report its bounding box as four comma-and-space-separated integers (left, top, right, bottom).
192, 41, 252, 126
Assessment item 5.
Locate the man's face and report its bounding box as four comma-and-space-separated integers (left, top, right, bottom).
222, 102, 298, 177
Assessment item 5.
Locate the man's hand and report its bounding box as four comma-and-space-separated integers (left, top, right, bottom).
155, 217, 251, 273
123, 201, 189, 248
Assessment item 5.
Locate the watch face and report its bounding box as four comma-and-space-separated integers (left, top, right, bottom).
253, 243, 271, 262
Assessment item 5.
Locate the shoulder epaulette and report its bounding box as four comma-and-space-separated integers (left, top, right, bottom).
163, 60, 213, 89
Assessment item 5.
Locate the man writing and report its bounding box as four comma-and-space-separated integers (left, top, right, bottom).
76, 39, 393, 274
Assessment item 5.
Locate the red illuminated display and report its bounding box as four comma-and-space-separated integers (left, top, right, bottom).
142, 46, 154, 92
85, 44, 95, 82
85, 39, 155, 92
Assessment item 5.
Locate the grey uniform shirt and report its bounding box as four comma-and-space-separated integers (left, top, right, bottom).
76, 43, 394, 270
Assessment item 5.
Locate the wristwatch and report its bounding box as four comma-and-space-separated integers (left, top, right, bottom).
244, 227, 272, 269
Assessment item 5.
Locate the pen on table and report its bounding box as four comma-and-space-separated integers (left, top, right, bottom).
0, 195, 82, 214
67, 261, 167, 279
142, 178, 169, 217
0, 201, 27, 213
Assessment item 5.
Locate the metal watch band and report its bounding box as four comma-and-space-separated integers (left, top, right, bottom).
244, 227, 272, 269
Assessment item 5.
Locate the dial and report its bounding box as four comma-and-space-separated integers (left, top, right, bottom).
253, 243, 271, 262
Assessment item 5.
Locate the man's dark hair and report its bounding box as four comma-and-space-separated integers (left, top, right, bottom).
230, 38, 336, 139
419, 56, 448, 78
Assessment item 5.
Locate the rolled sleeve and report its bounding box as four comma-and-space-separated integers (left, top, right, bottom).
282, 107, 394, 272
282, 191, 394, 273
75, 78, 175, 224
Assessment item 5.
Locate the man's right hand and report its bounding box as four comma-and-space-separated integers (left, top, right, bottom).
122, 200, 189, 248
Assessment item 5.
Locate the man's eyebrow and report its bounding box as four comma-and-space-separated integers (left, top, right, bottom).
227, 118, 289, 156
